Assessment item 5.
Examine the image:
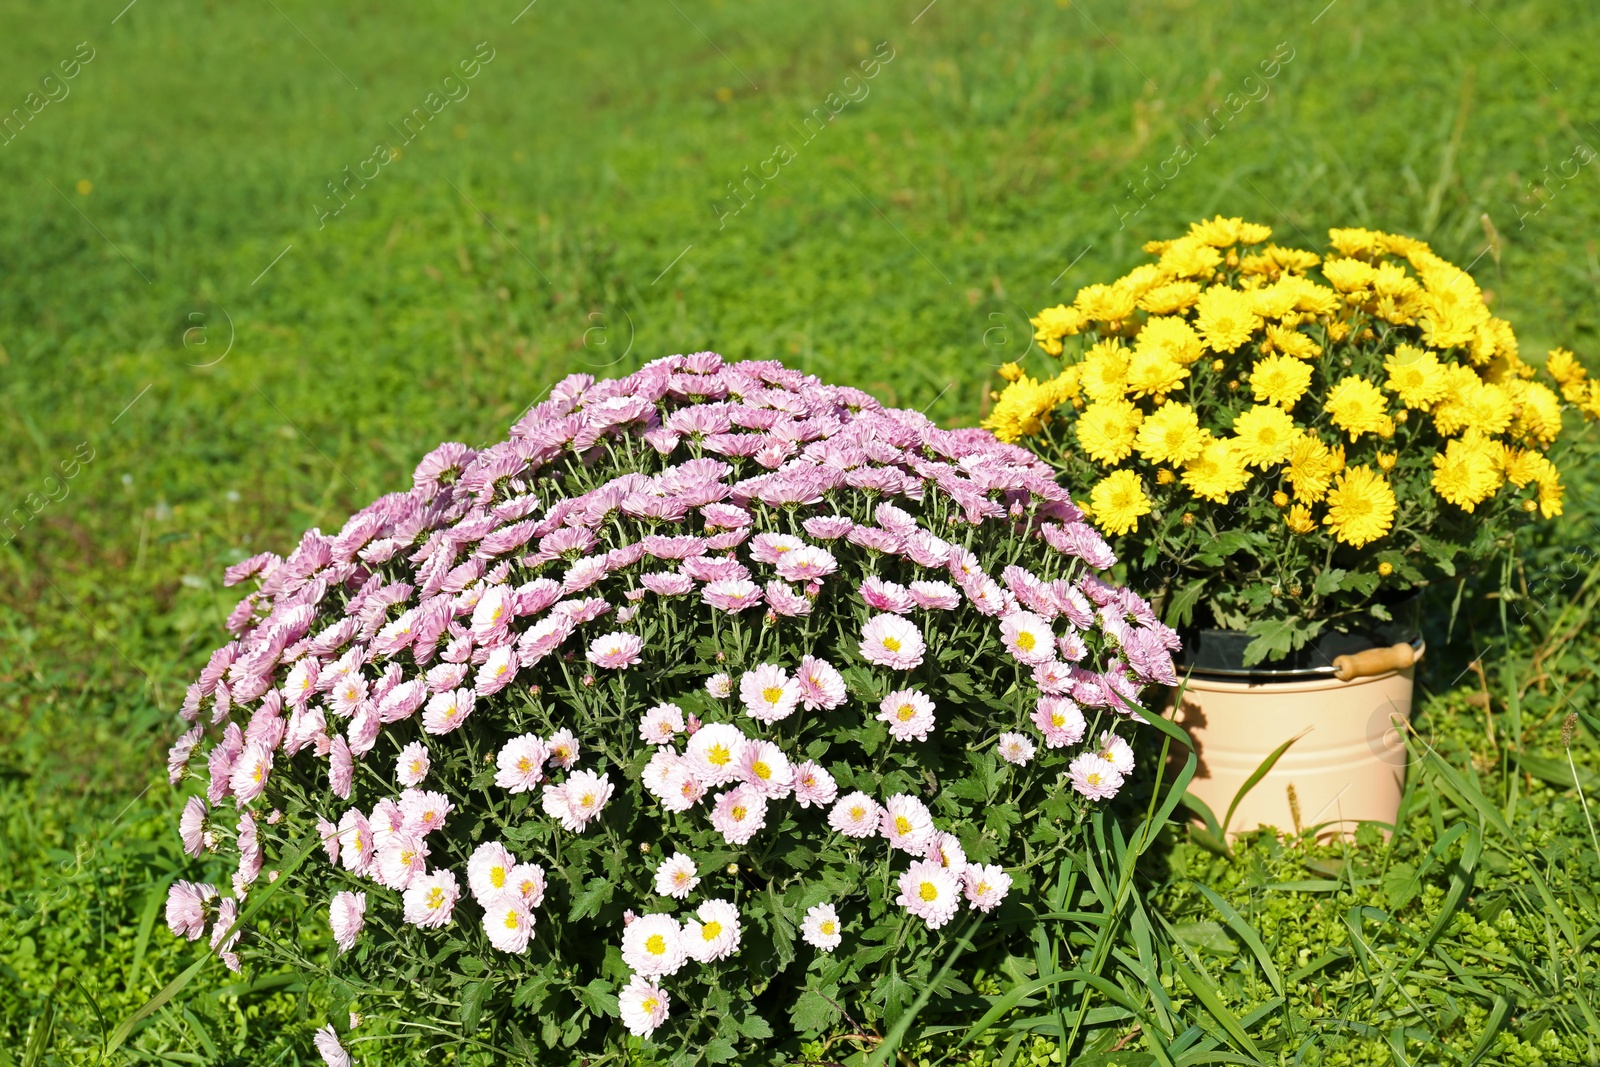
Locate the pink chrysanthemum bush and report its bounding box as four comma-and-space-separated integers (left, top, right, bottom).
164, 353, 1179, 1063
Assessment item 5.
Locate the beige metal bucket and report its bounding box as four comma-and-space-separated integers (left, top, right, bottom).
1164, 642, 1422, 840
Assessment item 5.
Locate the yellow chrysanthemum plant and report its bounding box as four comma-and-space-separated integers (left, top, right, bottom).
985, 217, 1599, 666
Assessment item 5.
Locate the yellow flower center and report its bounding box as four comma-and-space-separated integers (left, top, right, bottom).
426, 887, 444, 909
882, 636, 902, 652
849, 805, 865, 820
896, 704, 915, 722
752, 760, 772, 780
702, 921, 722, 941
732, 804, 748, 820
1051, 713, 1065, 728
820, 920, 836, 935
1086, 772, 1103, 786
1016, 632, 1036, 652
645, 933, 667, 955
491, 866, 506, 888
579, 792, 596, 808
918, 881, 939, 902
503, 911, 522, 929
517, 757, 532, 773
894, 815, 912, 835
642, 996, 660, 1013
708, 745, 730, 766
762, 686, 784, 704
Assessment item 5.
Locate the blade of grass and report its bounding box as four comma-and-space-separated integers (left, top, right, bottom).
1168, 960, 1270, 1066
1190, 882, 1283, 997
1223, 730, 1309, 839
21, 998, 55, 1067
106, 830, 318, 1054
1465, 996, 1511, 1066
1422, 748, 1513, 838
128, 875, 176, 997
865, 914, 983, 1067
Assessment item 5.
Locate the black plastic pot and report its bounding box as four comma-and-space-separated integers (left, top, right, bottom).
1172, 593, 1423, 681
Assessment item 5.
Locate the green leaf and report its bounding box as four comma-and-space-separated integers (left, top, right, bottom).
573, 977, 619, 1018
1164, 578, 1207, 628
1240, 615, 1316, 667
735, 1011, 774, 1040
568, 875, 614, 921
703, 1037, 738, 1063
512, 975, 550, 1013
1381, 862, 1419, 911
1168, 920, 1238, 956
458, 979, 489, 1032
1516, 753, 1598, 790
1337, 570, 1381, 597
1312, 567, 1347, 598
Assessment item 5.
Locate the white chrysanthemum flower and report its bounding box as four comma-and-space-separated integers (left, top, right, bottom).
739, 664, 800, 724
507, 862, 547, 909
483, 898, 535, 954
401, 870, 459, 929
618, 975, 670, 1038
963, 863, 1013, 913
997, 732, 1036, 766
877, 689, 936, 743
792, 760, 838, 808
1096, 729, 1136, 774
653, 853, 700, 899
710, 785, 768, 846
795, 655, 847, 710
828, 792, 882, 838
925, 830, 968, 877
881, 794, 935, 854
801, 902, 843, 951
421, 687, 475, 735
660, 763, 706, 813
641, 747, 682, 800
328, 890, 365, 953
546, 728, 580, 770
543, 770, 612, 832
620, 913, 688, 977
376, 831, 428, 890
685, 722, 748, 787
229, 741, 274, 804
1000, 611, 1057, 666
638, 702, 686, 746
467, 841, 517, 905
896, 860, 962, 929
738, 740, 794, 798
313, 1025, 351, 1067
705, 672, 733, 699
494, 734, 548, 792
396, 740, 430, 787
398, 788, 452, 836
684, 898, 741, 963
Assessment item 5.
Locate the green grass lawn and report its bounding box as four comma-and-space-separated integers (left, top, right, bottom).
3, 0, 1600, 1062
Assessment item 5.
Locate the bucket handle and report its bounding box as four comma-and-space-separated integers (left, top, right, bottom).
1331, 641, 1416, 681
